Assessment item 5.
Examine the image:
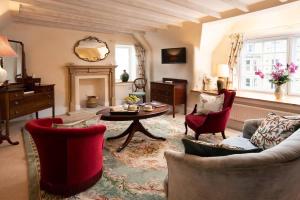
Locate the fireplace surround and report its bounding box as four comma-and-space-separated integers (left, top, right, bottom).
67, 65, 116, 112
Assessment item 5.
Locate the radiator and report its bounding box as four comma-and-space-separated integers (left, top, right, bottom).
229, 103, 298, 130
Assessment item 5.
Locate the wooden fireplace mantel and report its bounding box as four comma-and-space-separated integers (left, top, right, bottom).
67, 65, 116, 112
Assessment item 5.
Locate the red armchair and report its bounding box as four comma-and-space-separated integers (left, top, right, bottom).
25, 118, 106, 196
185, 89, 236, 140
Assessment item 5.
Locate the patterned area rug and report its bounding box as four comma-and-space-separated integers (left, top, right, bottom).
23, 114, 238, 200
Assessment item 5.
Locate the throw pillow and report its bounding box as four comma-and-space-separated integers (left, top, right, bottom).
250, 113, 300, 150
52, 115, 101, 128
182, 138, 262, 157
196, 93, 224, 115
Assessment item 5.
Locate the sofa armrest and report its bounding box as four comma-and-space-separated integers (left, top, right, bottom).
164, 146, 300, 200
242, 119, 263, 139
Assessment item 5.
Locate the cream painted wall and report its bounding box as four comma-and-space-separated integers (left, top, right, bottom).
115, 82, 133, 105
145, 22, 201, 82
1, 22, 137, 116
145, 22, 202, 110
0, 0, 11, 30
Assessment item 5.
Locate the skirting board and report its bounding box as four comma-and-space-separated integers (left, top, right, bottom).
227, 119, 244, 131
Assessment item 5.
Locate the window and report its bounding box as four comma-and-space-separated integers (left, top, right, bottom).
115, 45, 136, 82
290, 38, 300, 94
239, 36, 300, 96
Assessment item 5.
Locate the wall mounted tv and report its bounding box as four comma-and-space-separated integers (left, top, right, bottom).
161, 47, 186, 64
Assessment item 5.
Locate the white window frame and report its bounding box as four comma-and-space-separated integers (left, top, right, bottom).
238, 35, 300, 96
115, 44, 136, 82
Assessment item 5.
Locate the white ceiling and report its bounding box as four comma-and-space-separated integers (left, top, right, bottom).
7, 0, 295, 34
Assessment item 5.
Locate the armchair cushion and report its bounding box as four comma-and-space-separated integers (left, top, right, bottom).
182, 138, 262, 157
197, 93, 224, 115
250, 113, 300, 149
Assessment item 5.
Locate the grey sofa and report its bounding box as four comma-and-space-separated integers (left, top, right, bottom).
164, 119, 300, 200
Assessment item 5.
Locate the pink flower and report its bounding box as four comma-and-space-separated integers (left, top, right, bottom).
275, 62, 283, 69
271, 69, 285, 80
255, 70, 265, 79
288, 62, 298, 74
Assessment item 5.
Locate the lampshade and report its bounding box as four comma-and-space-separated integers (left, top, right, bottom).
0, 35, 17, 85
0, 35, 17, 57
216, 64, 229, 77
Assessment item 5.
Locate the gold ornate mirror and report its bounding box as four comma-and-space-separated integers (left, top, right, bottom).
74, 36, 110, 62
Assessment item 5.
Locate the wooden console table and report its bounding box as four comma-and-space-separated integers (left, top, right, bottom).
0, 83, 55, 145
150, 78, 187, 118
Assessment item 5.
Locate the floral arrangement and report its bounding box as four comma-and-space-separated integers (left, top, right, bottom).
255, 62, 298, 86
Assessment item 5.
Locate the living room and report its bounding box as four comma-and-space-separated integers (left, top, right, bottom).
0, 0, 300, 200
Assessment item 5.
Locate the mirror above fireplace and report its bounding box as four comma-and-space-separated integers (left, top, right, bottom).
74, 36, 110, 62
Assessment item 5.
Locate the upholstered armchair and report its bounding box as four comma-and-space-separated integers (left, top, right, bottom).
165, 119, 300, 200
185, 89, 236, 140
25, 118, 106, 196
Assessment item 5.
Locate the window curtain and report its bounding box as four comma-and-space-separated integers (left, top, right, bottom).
228, 33, 244, 89
135, 44, 146, 79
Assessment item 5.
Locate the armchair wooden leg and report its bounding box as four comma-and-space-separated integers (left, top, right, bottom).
184, 122, 188, 135
195, 133, 200, 140
221, 131, 226, 139
212, 133, 215, 135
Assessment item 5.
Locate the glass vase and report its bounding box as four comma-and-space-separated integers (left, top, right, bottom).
274, 85, 284, 100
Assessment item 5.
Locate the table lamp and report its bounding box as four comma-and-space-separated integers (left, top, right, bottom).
216, 64, 229, 91
0, 35, 17, 85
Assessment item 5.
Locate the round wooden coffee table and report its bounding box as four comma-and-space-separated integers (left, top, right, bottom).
97, 106, 169, 152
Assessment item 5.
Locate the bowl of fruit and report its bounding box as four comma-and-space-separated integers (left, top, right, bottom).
124, 95, 141, 105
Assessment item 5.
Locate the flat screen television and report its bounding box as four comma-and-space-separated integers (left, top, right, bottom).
161, 47, 186, 64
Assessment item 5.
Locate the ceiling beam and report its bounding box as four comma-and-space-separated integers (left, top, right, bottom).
11, 0, 182, 27
111, 0, 202, 23
51, 0, 184, 26
166, 0, 222, 18
19, 5, 157, 31
13, 16, 135, 34
220, 0, 249, 12
12, 11, 143, 34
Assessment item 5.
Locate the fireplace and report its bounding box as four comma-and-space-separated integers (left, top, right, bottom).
67, 65, 116, 112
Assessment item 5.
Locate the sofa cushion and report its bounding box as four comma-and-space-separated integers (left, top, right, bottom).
250, 113, 300, 150
182, 138, 262, 157
196, 93, 224, 115
221, 136, 261, 150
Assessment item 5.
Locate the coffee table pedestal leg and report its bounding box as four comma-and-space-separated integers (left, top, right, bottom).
107, 119, 166, 152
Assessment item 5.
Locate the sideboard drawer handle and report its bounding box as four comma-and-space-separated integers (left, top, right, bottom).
15, 111, 19, 114
14, 94, 19, 97
14, 101, 19, 105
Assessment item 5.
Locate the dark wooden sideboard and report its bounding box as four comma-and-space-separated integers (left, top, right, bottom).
150, 78, 187, 118
0, 83, 55, 145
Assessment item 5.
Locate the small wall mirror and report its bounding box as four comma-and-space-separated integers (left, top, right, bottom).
74, 36, 110, 62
